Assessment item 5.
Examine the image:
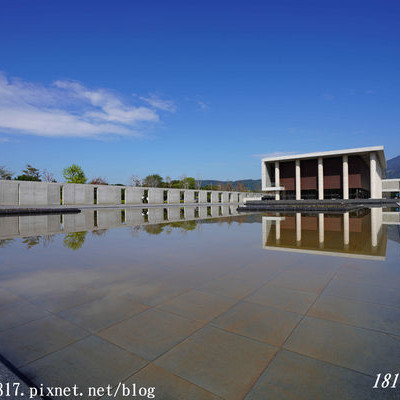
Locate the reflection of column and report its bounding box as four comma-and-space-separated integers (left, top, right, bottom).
343, 155, 349, 200
370, 207, 382, 249
318, 213, 324, 248
275, 219, 281, 242
296, 213, 301, 244
343, 212, 350, 249
370, 152, 377, 199
295, 160, 301, 200
275, 161, 280, 200
318, 157, 324, 200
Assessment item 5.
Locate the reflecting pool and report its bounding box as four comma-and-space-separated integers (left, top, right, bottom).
0, 206, 399, 399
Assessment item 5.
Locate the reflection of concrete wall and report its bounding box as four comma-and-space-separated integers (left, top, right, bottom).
0, 181, 19, 205
184, 207, 196, 219
168, 207, 181, 221
125, 187, 144, 204
125, 209, 144, 225
97, 209, 122, 229
63, 184, 94, 205
0, 216, 19, 238
19, 215, 49, 236
97, 186, 121, 205
221, 205, 230, 216
148, 208, 164, 224
148, 188, 164, 204
210, 206, 219, 217
198, 191, 207, 203
63, 211, 95, 232
198, 207, 208, 219
184, 190, 195, 203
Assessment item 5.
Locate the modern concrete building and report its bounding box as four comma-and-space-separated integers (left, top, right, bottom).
261, 146, 386, 200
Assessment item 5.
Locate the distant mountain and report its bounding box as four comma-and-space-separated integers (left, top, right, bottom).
201, 179, 261, 191
386, 155, 400, 179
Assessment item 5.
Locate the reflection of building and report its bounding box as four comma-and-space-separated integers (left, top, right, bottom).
261, 146, 387, 200
262, 210, 389, 260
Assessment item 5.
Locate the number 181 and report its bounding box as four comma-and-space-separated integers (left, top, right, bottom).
373, 373, 399, 389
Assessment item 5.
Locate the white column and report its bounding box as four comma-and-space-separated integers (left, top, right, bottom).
296, 212, 301, 244
343, 155, 349, 200
370, 152, 377, 199
318, 157, 324, 200
343, 212, 349, 248
275, 161, 280, 200
295, 160, 301, 200
318, 213, 324, 247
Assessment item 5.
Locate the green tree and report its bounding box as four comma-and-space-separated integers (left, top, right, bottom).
0, 165, 13, 180
15, 164, 41, 181
143, 174, 163, 187
180, 177, 196, 189
63, 164, 87, 183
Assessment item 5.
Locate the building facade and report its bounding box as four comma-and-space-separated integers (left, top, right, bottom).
261, 146, 386, 200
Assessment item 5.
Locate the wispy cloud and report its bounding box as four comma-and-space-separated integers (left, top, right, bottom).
0, 73, 173, 139
140, 93, 176, 112
197, 101, 209, 110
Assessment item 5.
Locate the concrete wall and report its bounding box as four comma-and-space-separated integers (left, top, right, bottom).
148, 188, 164, 204
184, 190, 195, 203
63, 184, 93, 205
126, 187, 144, 204
97, 186, 121, 205
167, 189, 180, 204
198, 191, 208, 203
0, 180, 254, 206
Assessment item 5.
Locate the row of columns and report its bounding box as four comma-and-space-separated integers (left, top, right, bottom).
272, 152, 379, 200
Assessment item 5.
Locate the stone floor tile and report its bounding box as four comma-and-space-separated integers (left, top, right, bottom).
155, 325, 278, 400
99, 308, 202, 361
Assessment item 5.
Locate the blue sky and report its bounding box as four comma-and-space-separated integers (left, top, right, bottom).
0, 0, 399, 183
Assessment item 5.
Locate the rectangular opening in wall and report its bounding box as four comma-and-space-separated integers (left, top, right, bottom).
60, 186, 63, 205
121, 188, 125, 204
121, 210, 126, 224
164, 208, 168, 221
207, 206, 211, 216
143, 190, 148, 204
180, 207, 184, 219
228, 193, 232, 202
94, 210, 98, 227
194, 207, 199, 218
207, 192, 211, 203
94, 187, 98, 205
219, 206, 222, 216
180, 191, 184, 203
218, 193, 222, 203
194, 191, 199, 203
163, 190, 168, 203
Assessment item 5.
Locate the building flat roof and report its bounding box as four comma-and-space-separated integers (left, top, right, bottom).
262, 146, 386, 168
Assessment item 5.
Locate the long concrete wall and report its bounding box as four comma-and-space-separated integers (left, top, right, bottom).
0, 180, 255, 206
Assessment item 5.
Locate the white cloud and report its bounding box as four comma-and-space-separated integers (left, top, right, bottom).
140, 93, 176, 112
0, 73, 169, 139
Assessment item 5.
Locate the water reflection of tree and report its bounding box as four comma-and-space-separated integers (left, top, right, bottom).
63, 231, 87, 250
91, 229, 107, 236
0, 238, 15, 248
21, 235, 55, 249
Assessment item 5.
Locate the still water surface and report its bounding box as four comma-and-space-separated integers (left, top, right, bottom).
0, 206, 399, 399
